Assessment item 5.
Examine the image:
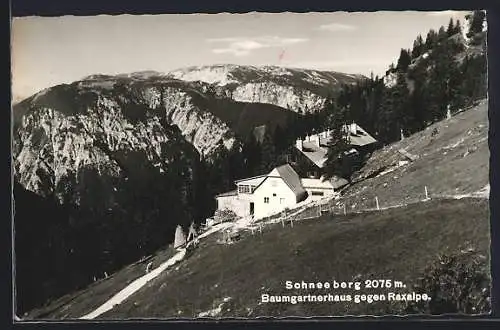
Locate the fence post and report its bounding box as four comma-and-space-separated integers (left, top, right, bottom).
343, 203, 346, 215
375, 196, 380, 210
290, 217, 294, 228
425, 186, 429, 200
259, 223, 262, 234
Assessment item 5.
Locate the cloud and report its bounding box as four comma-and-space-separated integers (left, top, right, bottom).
207, 36, 308, 56
317, 23, 357, 32
426, 10, 465, 17
284, 59, 386, 69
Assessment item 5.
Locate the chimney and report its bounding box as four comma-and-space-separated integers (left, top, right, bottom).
350, 123, 357, 135
310, 134, 320, 147
295, 138, 303, 151
345, 124, 351, 142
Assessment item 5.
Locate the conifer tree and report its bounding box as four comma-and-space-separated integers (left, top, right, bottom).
397, 49, 412, 72
393, 74, 412, 135
447, 18, 455, 37
323, 103, 351, 180
466, 10, 486, 39
258, 130, 278, 174
425, 29, 438, 49
241, 131, 261, 177
455, 19, 463, 35
438, 26, 447, 41
408, 80, 427, 132
412, 35, 425, 58
272, 125, 287, 153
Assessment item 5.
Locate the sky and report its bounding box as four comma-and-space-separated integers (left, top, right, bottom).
11, 10, 470, 101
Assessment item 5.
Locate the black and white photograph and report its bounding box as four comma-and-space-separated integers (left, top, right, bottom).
11, 10, 490, 320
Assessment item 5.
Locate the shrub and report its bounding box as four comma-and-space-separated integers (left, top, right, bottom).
214, 209, 237, 223
404, 248, 490, 315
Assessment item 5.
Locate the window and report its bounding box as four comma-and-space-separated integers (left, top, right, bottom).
311, 191, 324, 196
238, 185, 251, 194
264, 197, 270, 203
273, 193, 277, 197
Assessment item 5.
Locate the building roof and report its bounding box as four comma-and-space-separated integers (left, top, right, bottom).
300, 175, 349, 190
234, 174, 267, 185
273, 164, 308, 202
342, 123, 377, 147
296, 123, 376, 169
215, 190, 238, 198
329, 176, 350, 189
300, 178, 335, 190
300, 142, 328, 168
317, 124, 377, 148
217, 164, 331, 203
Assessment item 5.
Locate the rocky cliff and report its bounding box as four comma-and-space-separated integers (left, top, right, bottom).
13, 78, 235, 198
168, 64, 364, 112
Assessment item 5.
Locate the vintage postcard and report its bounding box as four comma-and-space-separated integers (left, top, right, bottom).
11, 10, 490, 320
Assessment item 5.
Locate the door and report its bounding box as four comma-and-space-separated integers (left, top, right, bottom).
250, 202, 254, 215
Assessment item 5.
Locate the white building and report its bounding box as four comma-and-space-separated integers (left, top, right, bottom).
292, 123, 377, 177
215, 164, 345, 220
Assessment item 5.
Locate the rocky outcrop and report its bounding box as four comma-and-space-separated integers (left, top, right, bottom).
149, 86, 236, 155
13, 80, 236, 197
231, 82, 325, 112
168, 64, 364, 113
13, 89, 198, 203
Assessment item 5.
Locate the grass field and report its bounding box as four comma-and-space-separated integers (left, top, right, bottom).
90, 197, 489, 319
24, 246, 175, 320
336, 100, 489, 211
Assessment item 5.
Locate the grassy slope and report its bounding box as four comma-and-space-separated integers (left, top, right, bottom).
24, 246, 175, 320
338, 100, 489, 211
98, 198, 489, 318
276, 100, 489, 220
